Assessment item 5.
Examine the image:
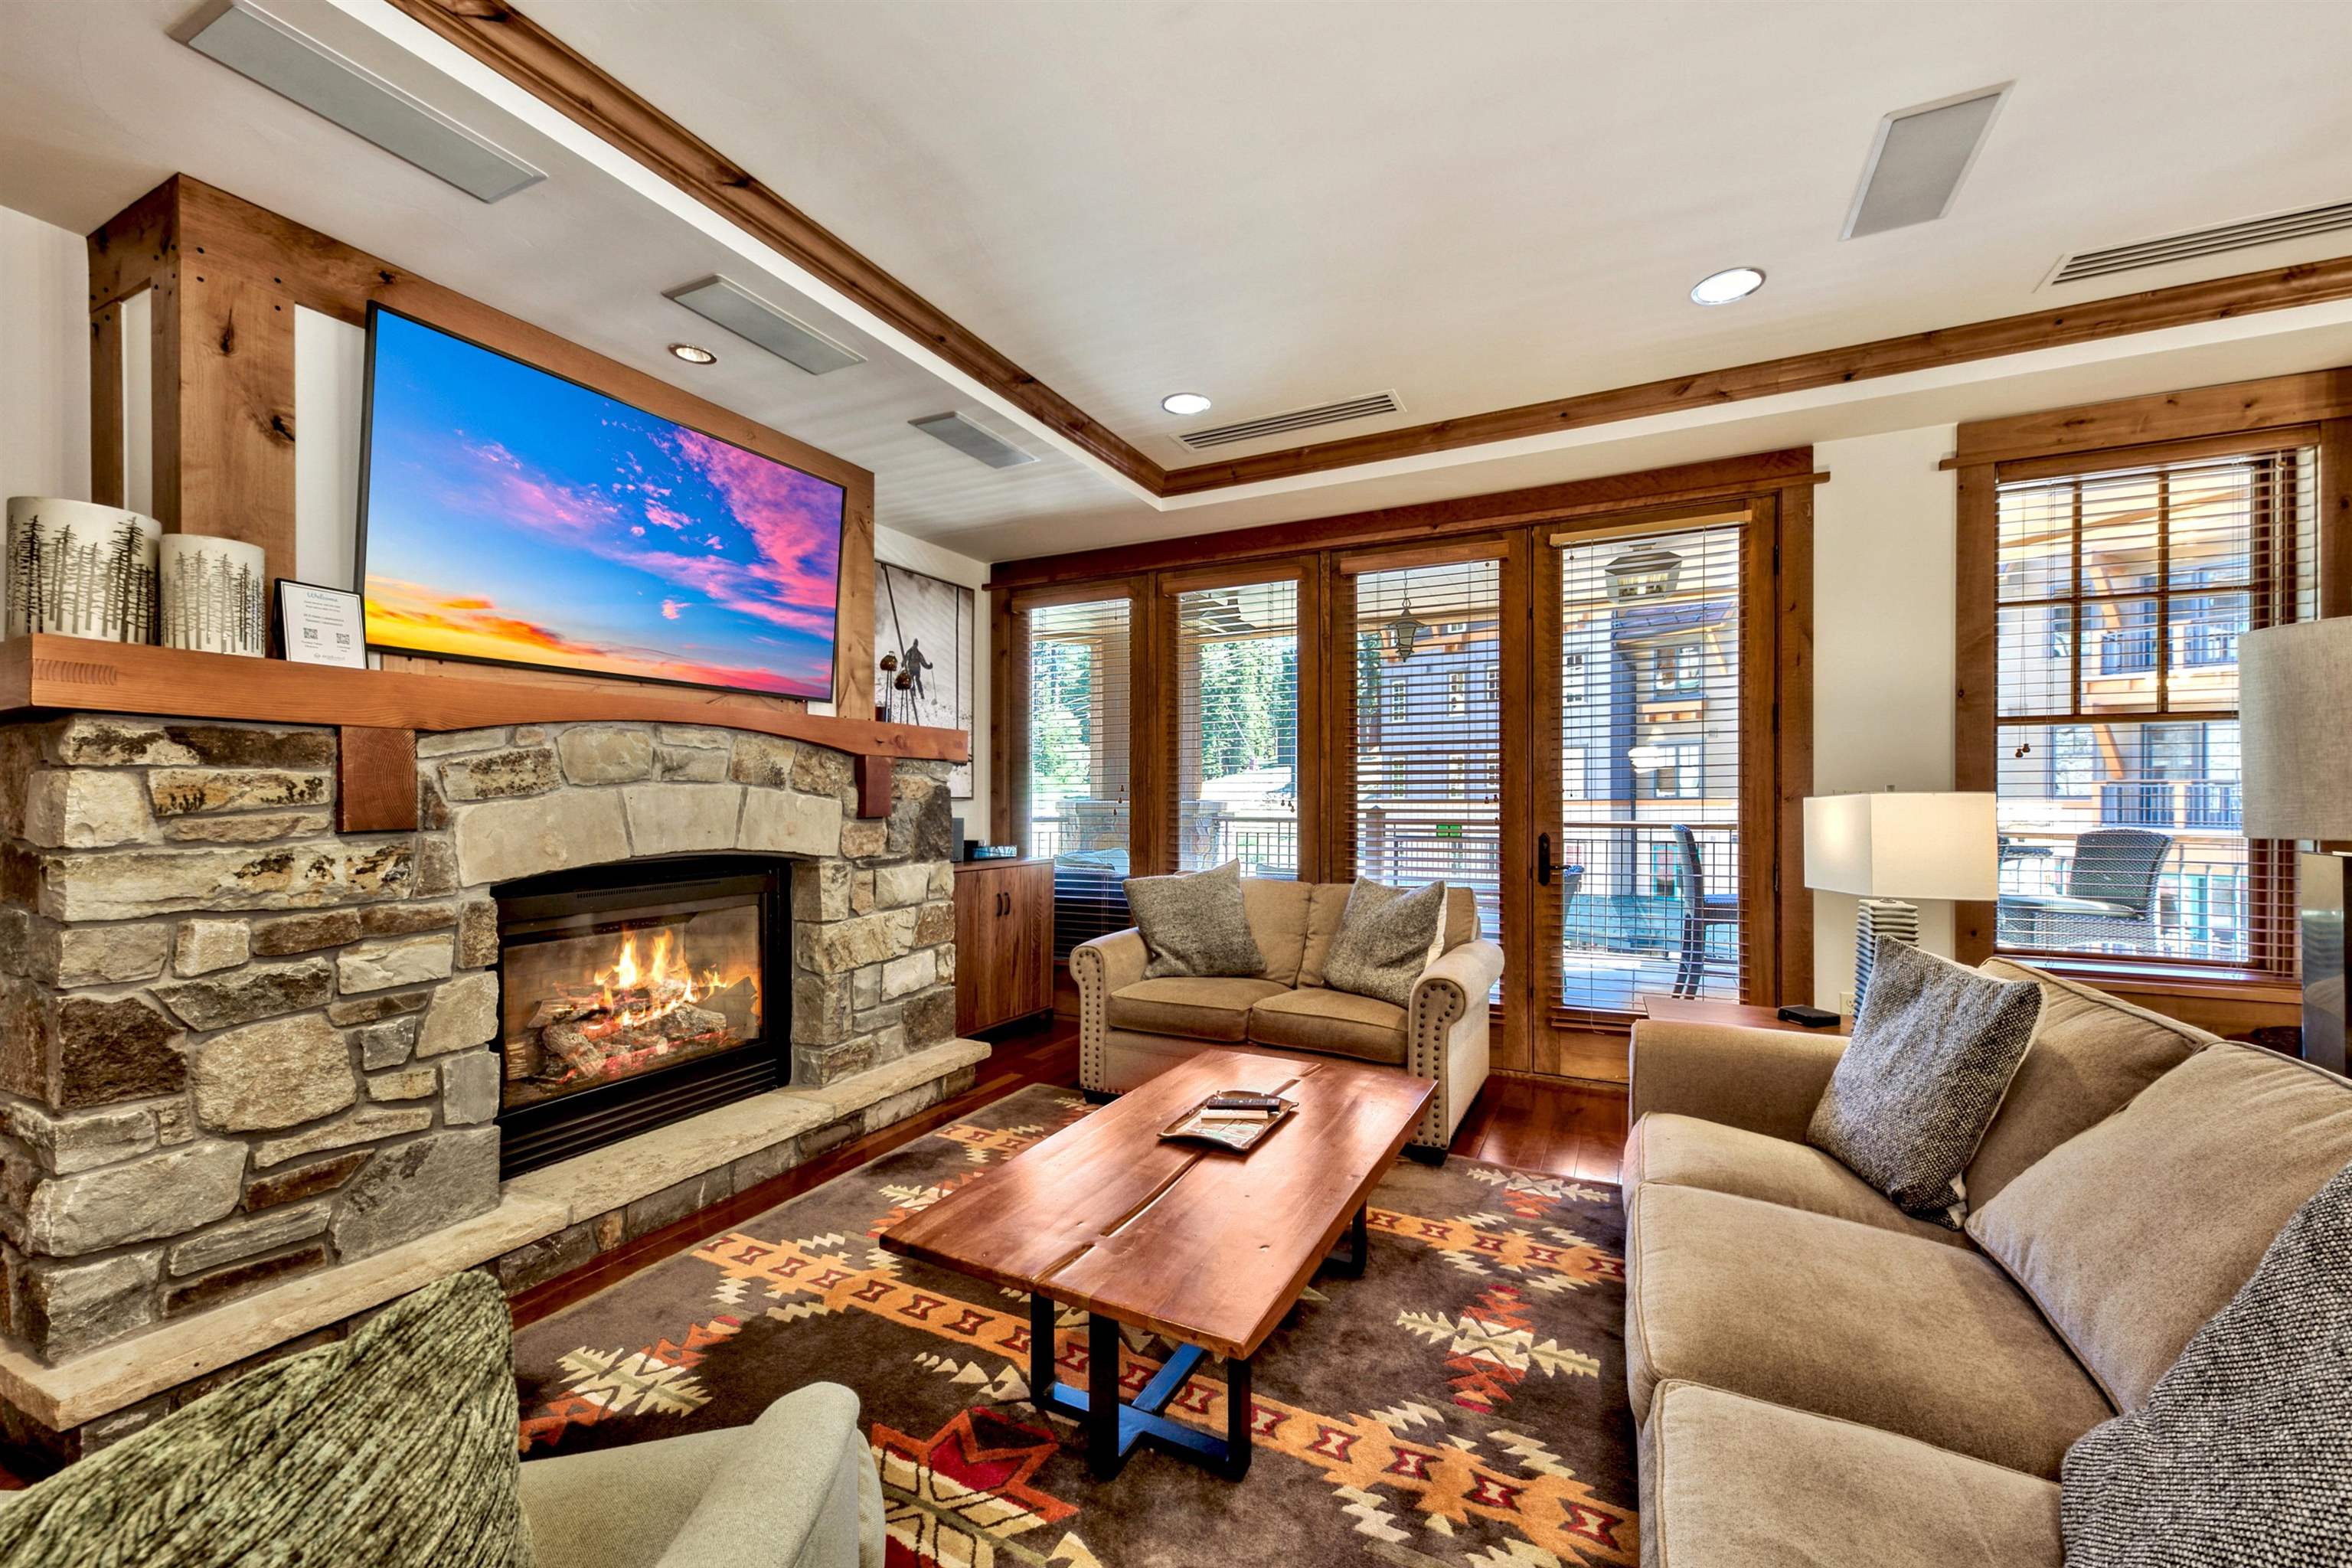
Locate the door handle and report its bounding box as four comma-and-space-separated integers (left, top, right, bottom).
1537, 832, 1553, 886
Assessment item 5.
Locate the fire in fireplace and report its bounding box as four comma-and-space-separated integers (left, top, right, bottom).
495, 858, 789, 1177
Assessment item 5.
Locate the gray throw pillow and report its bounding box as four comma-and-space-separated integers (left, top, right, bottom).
1806, 937, 2041, 1229
1124, 860, 1266, 978
2060, 1156, 2352, 1566
1322, 878, 1447, 1009
0, 1271, 531, 1567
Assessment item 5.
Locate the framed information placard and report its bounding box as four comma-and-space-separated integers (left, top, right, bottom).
275, 580, 368, 668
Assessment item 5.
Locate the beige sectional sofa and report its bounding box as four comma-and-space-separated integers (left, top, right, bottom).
1072, 879, 1501, 1155
1624, 956, 2352, 1566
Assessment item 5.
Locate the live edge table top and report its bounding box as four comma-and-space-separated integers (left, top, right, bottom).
880, 1049, 1436, 1361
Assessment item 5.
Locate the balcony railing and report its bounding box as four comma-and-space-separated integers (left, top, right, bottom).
2098, 779, 2239, 831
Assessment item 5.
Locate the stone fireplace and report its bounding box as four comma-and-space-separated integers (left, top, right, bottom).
0, 710, 980, 1460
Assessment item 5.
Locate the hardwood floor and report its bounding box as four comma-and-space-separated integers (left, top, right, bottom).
1449, 1069, 1628, 1182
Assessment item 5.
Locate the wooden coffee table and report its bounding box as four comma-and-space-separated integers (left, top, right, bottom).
880, 1047, 1435, 1481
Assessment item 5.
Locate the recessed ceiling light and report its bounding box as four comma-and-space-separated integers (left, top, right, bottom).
668, 342, 717, 365
1161, 392, 1213, 416
1689, 267, 1766, 306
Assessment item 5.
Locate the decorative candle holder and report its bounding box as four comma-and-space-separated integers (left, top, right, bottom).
158, 534, 270, 657
4, 497, 161, 643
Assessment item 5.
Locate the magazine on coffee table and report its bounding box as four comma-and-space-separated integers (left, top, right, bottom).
1159, 1090, 1298, 1152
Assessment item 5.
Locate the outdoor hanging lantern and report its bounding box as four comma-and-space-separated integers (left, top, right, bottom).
1388, 599, 1428, 660
1604, 545, 1684, 601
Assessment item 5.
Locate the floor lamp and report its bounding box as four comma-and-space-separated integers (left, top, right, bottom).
2242, 620, 2350, 1076
1804, 792, 1999, 1010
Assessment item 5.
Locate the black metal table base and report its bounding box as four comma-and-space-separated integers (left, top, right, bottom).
1025, 1204, 1369, 1482
1030, 1292, 1253, 1480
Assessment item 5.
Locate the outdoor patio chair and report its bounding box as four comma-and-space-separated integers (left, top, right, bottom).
1670, 823, 1738, 998
1998, 826, 2175, 952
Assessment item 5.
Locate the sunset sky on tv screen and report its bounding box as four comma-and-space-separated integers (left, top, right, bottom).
360, 310, 845, 698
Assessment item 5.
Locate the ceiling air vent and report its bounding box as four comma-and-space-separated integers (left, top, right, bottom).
2048, 200, 2352, 286
180, 0, 544, 204
1173, 390, 1403, 452
910, 412, 1037, 469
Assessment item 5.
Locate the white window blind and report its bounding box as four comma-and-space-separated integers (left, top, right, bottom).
1024, 596, 1134, 958
1172, 578, 1300, 876
1992, 444, 2315, 970
1353, 560, 1504, 980
1557, 522, 1746, 1010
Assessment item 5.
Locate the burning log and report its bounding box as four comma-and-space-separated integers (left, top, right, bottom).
505, 1033, 543, 1081
524, 988, 605, 1032
501, 920, 763, 1097
706, 977, 757, 1037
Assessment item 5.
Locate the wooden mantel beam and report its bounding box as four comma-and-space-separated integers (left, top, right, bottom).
0, 635, 967, 763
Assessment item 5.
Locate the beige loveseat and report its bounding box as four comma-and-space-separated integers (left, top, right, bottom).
1072, 880, 1501, 1155
1624, 957, 2352, 1566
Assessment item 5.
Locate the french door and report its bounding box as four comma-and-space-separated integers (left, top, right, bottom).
1516, 499, 1795, 1070
1328, 497, 1802, 1076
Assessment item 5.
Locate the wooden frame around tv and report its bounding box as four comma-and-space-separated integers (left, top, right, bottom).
84, 175, 876, 722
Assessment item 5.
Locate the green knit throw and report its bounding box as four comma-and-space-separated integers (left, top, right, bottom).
0, 1270, 533, 1567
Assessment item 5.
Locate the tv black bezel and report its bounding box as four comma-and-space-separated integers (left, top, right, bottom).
353, 300, 848, 704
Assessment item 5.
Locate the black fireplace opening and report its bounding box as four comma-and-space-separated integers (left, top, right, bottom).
495, 856, 790, 1178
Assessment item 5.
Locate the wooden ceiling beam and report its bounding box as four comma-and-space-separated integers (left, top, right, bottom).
385, 0, 1167, 495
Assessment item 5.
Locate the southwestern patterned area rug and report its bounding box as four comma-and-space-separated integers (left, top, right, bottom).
511, 1084, 1639, 1567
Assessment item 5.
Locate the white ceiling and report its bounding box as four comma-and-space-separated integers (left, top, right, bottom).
6, 1, 2352, 565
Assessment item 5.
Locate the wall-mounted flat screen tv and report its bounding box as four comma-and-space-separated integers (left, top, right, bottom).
357, 304, 846, 700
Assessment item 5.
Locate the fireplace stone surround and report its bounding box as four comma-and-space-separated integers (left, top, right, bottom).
0, 710, 982, 1462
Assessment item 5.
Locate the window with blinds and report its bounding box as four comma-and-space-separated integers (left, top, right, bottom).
1353, 560, 1504, 979
1557, 521, 1746, 1009
1992, 444, 2316, 970
1024, 596, 1134, 958
1173, 578, 1299, 876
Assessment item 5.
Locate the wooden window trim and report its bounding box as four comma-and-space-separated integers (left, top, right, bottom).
1158, 560, 1322, 878
1953, 371, 2351, 986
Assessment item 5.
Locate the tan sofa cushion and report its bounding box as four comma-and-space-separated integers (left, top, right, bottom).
1442, 887, 1478, 952
1296, 884, 1352, 988
1965, 958, 2213, 1210
1967, 1041, 2352, 1412
1241, 877, 1314, 987
1623, 1112, 1967, 1247
1640, 1380, 2062, 1568
1246, 988, 1409, 1067
1626, 1183, 2111, 1476
1106, 977, 1287, 1043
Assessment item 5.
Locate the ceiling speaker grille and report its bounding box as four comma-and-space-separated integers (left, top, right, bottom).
1174, 391, 1402, 451
2050, 201, 2352, 286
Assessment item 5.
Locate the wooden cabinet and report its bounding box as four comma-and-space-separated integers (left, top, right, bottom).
954, 858, 1054, 1034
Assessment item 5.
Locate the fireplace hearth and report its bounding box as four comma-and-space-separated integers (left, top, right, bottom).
495, 858, 789, 1177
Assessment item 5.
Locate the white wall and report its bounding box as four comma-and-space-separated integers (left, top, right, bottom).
1809, 425, 1961, 1010
0, 206, 90, 507
293, 306, 365, 590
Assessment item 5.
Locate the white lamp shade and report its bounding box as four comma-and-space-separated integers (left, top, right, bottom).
2242, 619, 2352, 841
1803, 792, 1998, 900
